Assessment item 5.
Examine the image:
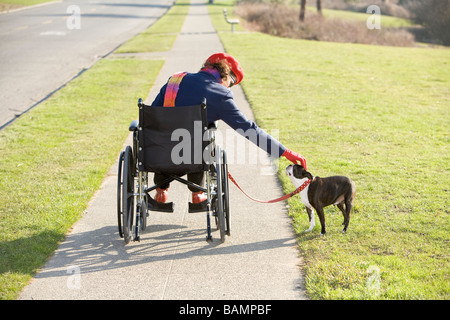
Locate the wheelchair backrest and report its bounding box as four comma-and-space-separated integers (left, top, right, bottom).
137, 100, 209, 174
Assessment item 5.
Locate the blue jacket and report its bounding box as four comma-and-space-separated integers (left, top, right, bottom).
151, 71, 286, 158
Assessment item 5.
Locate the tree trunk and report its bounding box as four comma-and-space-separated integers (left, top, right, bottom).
300, 0, 306, 22
317, 0, 322, 16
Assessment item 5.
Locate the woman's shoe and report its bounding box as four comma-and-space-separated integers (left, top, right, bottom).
192, 191, 207, 204
155, 188, 168, 204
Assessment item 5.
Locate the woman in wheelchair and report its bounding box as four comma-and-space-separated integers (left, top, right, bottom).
150, 53, 307, 204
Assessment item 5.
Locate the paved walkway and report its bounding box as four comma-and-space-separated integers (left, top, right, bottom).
20, 0, 306, 300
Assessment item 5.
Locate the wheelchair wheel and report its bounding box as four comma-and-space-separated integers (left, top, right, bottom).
122, 146, 135, 244
140, 173, 148, 231
221, 149, 230, 236
117, 151, 125, 238
215, 145, 227, 243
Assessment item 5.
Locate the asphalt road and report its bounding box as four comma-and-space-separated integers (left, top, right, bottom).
0, 0, 173, 129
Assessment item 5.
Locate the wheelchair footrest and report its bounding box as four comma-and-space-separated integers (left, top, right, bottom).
188, 200, 208, 213
147, 195, 174, 213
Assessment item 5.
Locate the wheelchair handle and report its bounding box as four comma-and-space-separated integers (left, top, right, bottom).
138, 98, 144, 108
207, 121, 218, 130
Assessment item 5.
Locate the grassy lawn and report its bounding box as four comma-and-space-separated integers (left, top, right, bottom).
0, 0, 52, 12
309, 6, 414, 28
0, 0, 51, 6
0, 0, 50, 4
209, 1, 449, 299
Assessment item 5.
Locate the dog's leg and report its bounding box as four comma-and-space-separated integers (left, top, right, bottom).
337, 203, 347, 229
342, 198, 353, 233
315, 206, 326, 235
305, 207, 315, 232
343, 181, 356, 233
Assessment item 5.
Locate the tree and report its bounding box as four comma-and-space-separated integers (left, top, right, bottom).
316, 0, 322, 16
300, 0, 322, 22
411, 0, 450, 45
300, 0, 306, 21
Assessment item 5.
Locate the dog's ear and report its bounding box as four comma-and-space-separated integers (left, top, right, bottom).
305, 171, 314, 180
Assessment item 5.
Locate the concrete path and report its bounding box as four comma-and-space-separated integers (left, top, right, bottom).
19, 0, 306, 300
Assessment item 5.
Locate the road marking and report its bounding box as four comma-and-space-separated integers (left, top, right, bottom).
40, 31, 66, 36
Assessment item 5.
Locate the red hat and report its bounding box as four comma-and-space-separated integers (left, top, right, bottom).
205, 53, 244, 85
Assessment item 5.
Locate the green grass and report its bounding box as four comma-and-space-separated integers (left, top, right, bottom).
0, 0, 51, 6
0, 0, 52, 11
309, 6, 414, 28
115, 0, 189, 53
209, 1, 450, 299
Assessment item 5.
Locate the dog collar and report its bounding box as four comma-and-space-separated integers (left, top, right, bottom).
291, 179, 311, 197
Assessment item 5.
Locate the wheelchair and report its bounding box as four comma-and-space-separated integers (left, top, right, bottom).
117, 98, 230, 244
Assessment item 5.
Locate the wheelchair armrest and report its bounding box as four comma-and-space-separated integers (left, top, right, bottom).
207, 121, 218, 130
129, 120, 139, 132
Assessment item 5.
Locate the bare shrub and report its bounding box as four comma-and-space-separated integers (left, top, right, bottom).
235, 2, 415, 47
408, 0, 450, 45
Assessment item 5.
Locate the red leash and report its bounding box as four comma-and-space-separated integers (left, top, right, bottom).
227, 172, 311, 204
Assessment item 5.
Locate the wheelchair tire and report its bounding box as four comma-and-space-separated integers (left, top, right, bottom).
221, 149, 231, 236
215, 146, 226, 243
122, 146, 135, 244
117, 151, 125, 238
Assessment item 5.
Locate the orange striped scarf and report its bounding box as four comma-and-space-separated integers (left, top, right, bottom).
163, 72, 188, 107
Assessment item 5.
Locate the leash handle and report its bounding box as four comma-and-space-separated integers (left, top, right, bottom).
227, 172, 310, 204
